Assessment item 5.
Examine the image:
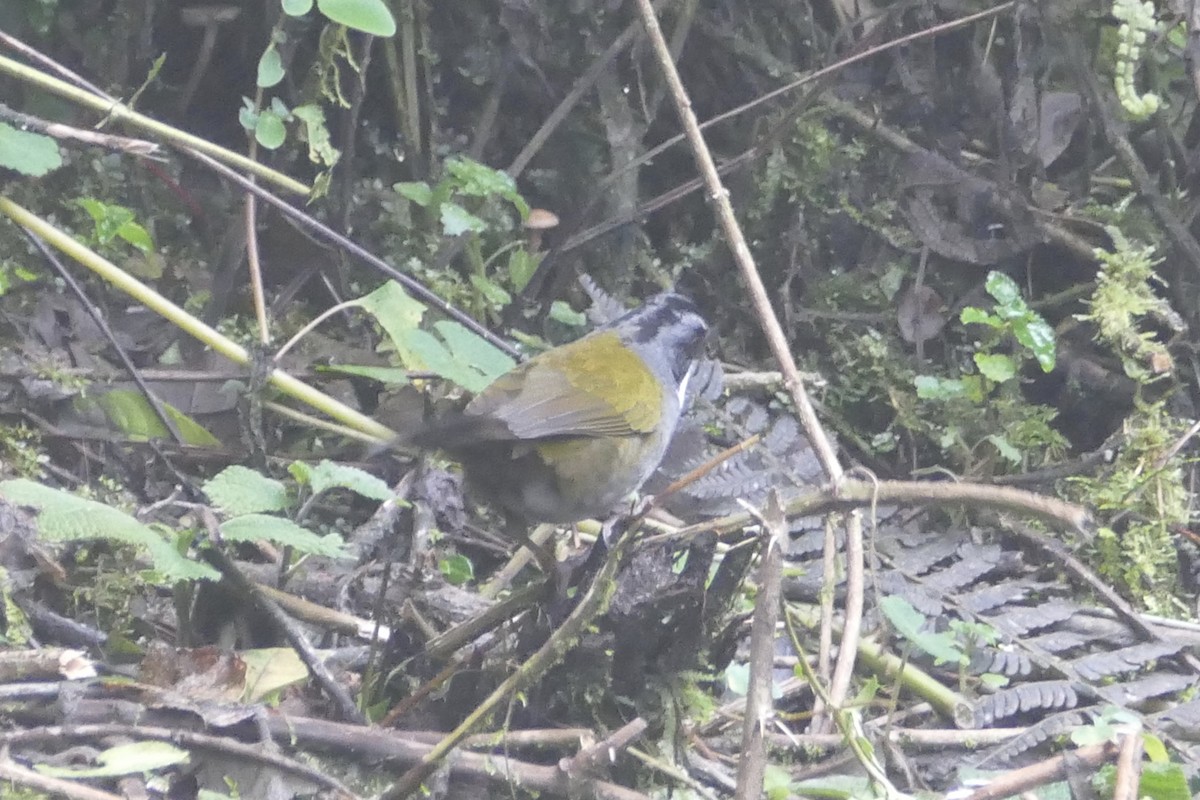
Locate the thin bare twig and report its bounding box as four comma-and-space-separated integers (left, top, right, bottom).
734, 493, 787, 800
631, 0, 864, 722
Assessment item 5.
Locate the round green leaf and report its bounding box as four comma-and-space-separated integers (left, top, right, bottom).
282, 0, 314, 15
439, 553, 474, 586
974, 352, 1017, 383
255, 110, 287, 149
316, 0, 396, 36
258, 45, 285, 88
0, 122, 62, 176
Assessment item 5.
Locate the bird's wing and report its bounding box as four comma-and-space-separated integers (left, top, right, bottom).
466, 332, 662, 440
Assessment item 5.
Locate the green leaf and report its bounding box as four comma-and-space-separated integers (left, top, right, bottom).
434, 320, 517, 383
959, 306, 1000, 327
506, 248, 539, 293
355, 280, 428, 366
204, 466, 289, 514
1142, 733, 1169, 762
82, 389, 219, 446
986, 434, 1023, 464
763, 764, 793, 800
292, 104, 339, 167
439, 553, 474, 585
960, 374, 986, 403
255, 108, 287, 149
257, 44, 285, 88
1012, 316, 1057, 372
444, 156, 529, 217
1138, 761, 1191, 800
0, 122, 62, 176
291, 460, 392, 500
974, 352, 1016, 383
980, 672, 1008, 689
281, 0, 313, 15
1072, 719, 1116, 746
37, 741, 189, 778
399, 328, 492, 392
914, 375, 966, 399
791, 775, 877, 798
0, 480, 218, 582
393, 181, 433, 207
724, 662, 749, 695
440, 202, 487, 236
879, 595, 965, 665
984, 270, 1023, 312
316, 0, 396, 36
78, 196, 148, 247
548, 300, 587, 327
240, 647, 310, 702
219, 514, 346, 558
469, 273, 512, 307
116, 220, 154, 253
238, 101, 258, 133
355, 281, 511, 392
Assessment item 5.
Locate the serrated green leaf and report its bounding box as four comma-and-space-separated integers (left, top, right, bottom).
399, 328, 492, 392
0, 480, 218, 582
116, 220, 154, 253
959, 306, 1000, 327
37, 741, 189, 778
914, 375, 966, 399
987, 434, 1023, 464
316, 0, 396, 36
0, 122, 62, 176
879, 595, 965, 665
440, 202, 487, 236
974, 352, 1016, 383
985, 271, 1022, 310
1138, 760, 1191, 800
77, 198, 141, 247
219, 514, 346, 558
1013, 316, 1057, 372
444, 157, 530, 218
434, 320, 516, 383
301, 460, 392, 500
204, 466, 289, 514
355, 280, 428, 367
393, 181, 433, 207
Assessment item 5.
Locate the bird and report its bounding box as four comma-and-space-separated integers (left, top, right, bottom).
412, 292, 709, 531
